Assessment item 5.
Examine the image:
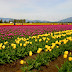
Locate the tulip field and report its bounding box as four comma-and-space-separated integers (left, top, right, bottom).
0, 24, 72, 72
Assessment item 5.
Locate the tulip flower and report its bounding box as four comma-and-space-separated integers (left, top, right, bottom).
64, 51, 68, 55
46, 40, 48, 43
39, 39, 42, 42
30, 42, 32, 44
29, 51, 32, 56
2, 45, 5, 49
37, 48, 42, 53
35, 39, 37, 42
23, 43, 26, 47
20, 60, 26, 64
20, 43, 22, 46
63, 54, 67, 58
13, 45, 16, 49
45, 49, 48, 52
68, 57, 72, 61
0, 47, 2, 50
57, 46, 59, 48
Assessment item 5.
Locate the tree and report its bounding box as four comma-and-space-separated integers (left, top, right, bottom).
4, 20, 7, 23
27, 21, 30, 23
24, 19, 26, 23
0, 19, 3, 23
14, 19, 16, 23
1, 19, 3, 23
9, 20, 10, 23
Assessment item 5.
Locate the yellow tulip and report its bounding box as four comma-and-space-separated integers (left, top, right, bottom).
35, 39, 37, 42
46, 40, 48, 43
69, 52, 71, 55
47, 38, 50, 40
25, 41, 28, 44
52, 36, 56, 39
30, 42, 32, 44
63, 41, 67, 44
0, 47, 2, 50
45, 49, 48, 52
70, 39, 72, 41
37, 50, 41, 53
68, 57, 72, 61
52, 43, 56, 46
16, 41, 19, 44
38, 48, 42, 51
64, 51, 68, 55
42, 37, 46, 41
0, 45, 2, 48
37, 48, 42, 53
55, 41, 58, 44
26, 38, 29, 40
20, 43, 22, 46
26, 41, 29, 44
13, 45, 16, 49
37, 36, 39, 39
29, 36, 31, 39
51, 46, 54, 49
0, 43, 3, 48
23, 43, 26, 47
11, 43, 14, 46
20, 60, 26, 64
46, 46, 50, 50
49, 49, 52, 52
4, 41, 8, 45
51, 33, 53, 36
57, 46, 59, 48
63, 54, 67, 58
45, 45, 48, 48
29, 51, 32, 56
2, 45, 5, 49
39, 39, 42, 42
17, 37, 20, 40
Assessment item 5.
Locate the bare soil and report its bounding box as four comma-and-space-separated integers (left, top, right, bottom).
0, 51, 72, 72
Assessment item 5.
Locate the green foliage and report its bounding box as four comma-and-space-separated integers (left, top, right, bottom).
56, 60, 72, 72
20, 40, 72, 71
0, 30, 72, 72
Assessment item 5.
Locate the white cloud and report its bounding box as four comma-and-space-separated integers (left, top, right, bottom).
0, 0, 72, 21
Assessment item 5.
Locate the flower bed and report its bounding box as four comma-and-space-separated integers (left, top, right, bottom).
0, 25, 72, 72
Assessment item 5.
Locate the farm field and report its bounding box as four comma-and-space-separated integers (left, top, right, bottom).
0, 24, 72, 72
0, 23, 72, 25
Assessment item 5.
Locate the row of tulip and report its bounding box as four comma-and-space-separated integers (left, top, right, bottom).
0, 25, 72, 72
21, 40, 72, 72
0, 25, 72, 43
19, 29, 72, 71
0, 23, 72, 25
0, 29, 72, 51
0, 29, 72, 64
56, 51, 72, 72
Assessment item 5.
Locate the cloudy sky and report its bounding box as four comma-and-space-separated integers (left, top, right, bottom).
0, 0, 72, 21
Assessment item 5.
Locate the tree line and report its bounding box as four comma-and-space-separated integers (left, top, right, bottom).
0, 19, 26, 23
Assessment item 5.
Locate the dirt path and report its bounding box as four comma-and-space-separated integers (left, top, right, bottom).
0, 51, 72, 72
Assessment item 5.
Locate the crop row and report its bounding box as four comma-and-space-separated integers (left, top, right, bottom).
0, 25, 72, 42
0, 23, 72, 25
56, 51, 72, 72
20, 40, 72, 72
0, 29, 72, 64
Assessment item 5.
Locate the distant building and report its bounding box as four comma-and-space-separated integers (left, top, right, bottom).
10, 22, 13, 23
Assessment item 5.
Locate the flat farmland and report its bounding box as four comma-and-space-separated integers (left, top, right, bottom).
0, 23, 72, 25
0, 25, 72, 72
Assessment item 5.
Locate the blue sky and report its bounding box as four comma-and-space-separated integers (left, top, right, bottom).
0, 0, 72, 21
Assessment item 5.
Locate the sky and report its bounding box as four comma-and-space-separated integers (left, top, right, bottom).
0, 0, 72, 21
